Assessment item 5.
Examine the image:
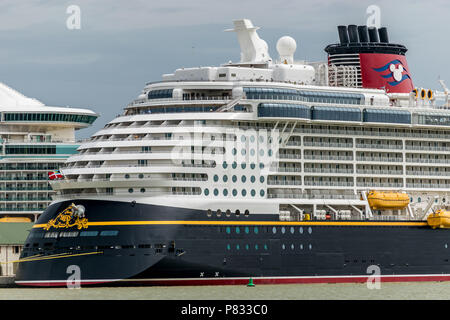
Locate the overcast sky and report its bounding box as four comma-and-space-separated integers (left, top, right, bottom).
1, 0, 449, 139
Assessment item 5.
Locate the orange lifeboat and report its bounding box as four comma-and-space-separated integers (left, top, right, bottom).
427, 209, 450, 229
367, 191, 410, 210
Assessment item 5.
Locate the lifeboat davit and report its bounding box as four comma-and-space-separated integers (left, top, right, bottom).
427, 209, 450, 229
367, 191, 410, 210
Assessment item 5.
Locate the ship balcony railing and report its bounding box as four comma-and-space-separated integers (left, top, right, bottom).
405, 146, 450, 152
0, 208, 44, 212
356, 170, 403, 175
356, 183, 403, 188
270, 167, 302, 173
267, 193, 358, 200
64, 162, 216, 169
304, 156, 353, 161
356, 157, 402, 162
304, 168, 353, 174
171, 192, 202, 196
278, 154, 301, 159
285, 141, 302, 146
303, 142, 353, 148
406, 183, 450, 188
370, 215, 409, 221
267, 180, 302, 186
406, 158, 449, 164
304, 181, 354, 187
0, 187, 52, 191
0, 198, 51, 201
296, 128, 450, 140
0, 177, 47, 181
406, 171, 450, 176
356, 144, 401, 150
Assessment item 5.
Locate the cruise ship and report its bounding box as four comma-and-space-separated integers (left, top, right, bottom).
15, 19, 450, 286
0, 83, 97, 223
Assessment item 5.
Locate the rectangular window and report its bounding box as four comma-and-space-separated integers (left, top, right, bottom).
80, 231, 99, 237
100, 230, 119, 236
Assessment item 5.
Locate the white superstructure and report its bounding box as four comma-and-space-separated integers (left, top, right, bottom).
52, 19, 450, 222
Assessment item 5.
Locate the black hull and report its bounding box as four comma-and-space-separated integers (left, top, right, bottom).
15, 199, 450, 286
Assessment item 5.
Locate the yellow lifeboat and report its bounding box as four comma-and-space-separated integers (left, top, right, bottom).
0, 216, 32, 223
367, 191, 410, 210
427, 209, 450, 229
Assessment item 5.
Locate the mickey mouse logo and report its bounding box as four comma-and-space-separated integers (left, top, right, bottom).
389, 64, 404, 82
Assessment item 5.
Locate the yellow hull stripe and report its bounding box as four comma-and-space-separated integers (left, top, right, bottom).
32, 220, 428, 229
5, 251, 103, 264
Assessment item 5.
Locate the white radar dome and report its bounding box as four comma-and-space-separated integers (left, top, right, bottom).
276, 36, 297, 64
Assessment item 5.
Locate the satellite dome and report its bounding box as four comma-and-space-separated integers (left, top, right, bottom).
276, 36, 296, 64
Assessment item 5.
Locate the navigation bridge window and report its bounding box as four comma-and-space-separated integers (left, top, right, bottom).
147, 89, 173, 100
414, 112, 450, 126
3, 113, 96, 124
244, 87, 364, 105
312, 106, 361, 122
258, 103, 310, 119
363, 109, 411, 124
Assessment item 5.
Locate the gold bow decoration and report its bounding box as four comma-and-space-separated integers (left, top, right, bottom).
43, 203, 88, 230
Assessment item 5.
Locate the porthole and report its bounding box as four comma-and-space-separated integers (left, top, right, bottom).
140, 188, 145, 193
235, 210, 240, 217
250, 136, 255, 143
241, 135, 246, 142
260, 176, 265, 183
291, 244, 295, 250
264, 244, 268, 250
214, 189, 219, 196
232, 148, 237, 155
241, 189, 247, 196
282, 244, 286, 250
299, 227, 303, 234
125, 174, 130, 179
251, 176, 256, 183
213, 175, 219, 182
223, 175, 228, 182
217, 209, 222, 217
308, 227, 312, 234
259, 149, 264, 156
259, 163, 265, 169
241, 163, 246, 169
250, 163, 256, 170
290, 227, 294, 234
268, 149, 273, 157
241, 149, 246, 156
245, 244, 249, 250
255, 244, 259, 250
226, 209, 231, 217
241, 176, 246, 183
254, 226, 259, 234
309, 244, 312, 250
232, 162, 237, 169
222, 161, 228, 169
250, 149, 255, 156
236, 244, 240, 250
226, 226, 231, 234
251, 189, 256, 197
245, 226, 250, 234
138, 174, 144, 179
226, 244, 231, 250
128, 188, 133, 193
207, 209, 212, 217
232, 175, 237, 183
259, 136, 264, 143
235, 226, 240, 234
232, 189, 238, 197
272, 227, 277, 234
260, 190, 265, 197
281, 227, 286, 234
223, 189, 228, 196
300, 244, 304, 250
204, 188, 209, 196
244, 210, 250, 217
